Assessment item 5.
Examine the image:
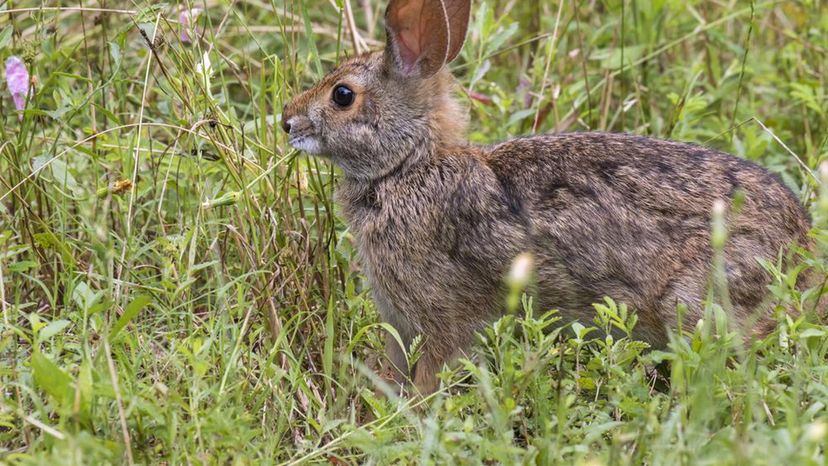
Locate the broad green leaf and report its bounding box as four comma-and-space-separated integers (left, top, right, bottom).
37, 319, 71, 342
110, 295, 152, 338
77, 358, 94, 425
31, 351, 73, 407
0, 27, 12, 50
8, 260, 38, 273
72, 281, 100, 311
109, 41, 122, 70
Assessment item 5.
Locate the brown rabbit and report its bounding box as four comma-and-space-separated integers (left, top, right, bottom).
282, 0, 812, 394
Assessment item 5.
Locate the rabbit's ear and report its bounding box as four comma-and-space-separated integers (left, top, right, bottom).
385, 0, 450, 78
444, 0, 471, 63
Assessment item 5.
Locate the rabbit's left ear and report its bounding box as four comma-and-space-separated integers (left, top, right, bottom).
444, 0, 471, 63
385, 0, 471, 78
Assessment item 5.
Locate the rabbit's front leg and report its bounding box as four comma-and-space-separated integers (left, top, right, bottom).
379, 331, 409, 388
372, 288, 413, 391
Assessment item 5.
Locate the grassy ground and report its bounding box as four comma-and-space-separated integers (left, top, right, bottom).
2, 0, 828, 464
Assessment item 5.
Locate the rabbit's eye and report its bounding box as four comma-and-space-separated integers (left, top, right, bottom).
332, 85, 355, 107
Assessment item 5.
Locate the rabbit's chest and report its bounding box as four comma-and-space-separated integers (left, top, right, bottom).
336, 176, 510, 321
343, 192, 459, 299
351, 200, 443, 266
339, 181, 446, 251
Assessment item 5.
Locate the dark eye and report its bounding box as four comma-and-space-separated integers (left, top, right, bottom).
332, 85, 355, 107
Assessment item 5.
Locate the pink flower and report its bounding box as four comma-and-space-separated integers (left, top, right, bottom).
180, 8, 203, 43
5, 56, 30, 120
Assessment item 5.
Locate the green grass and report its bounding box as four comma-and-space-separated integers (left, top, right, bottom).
2, 0, 828, 464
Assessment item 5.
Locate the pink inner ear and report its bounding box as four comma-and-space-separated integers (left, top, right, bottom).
390, 1, 426, 73
396, 28, 421, 72
386, 0, 449, 76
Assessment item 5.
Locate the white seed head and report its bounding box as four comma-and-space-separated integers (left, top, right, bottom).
712, 199, 727, 217
806, 421, 827, 442
508, 253, 534, 288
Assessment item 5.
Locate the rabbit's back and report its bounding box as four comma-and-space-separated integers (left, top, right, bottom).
484, 132, 810, 344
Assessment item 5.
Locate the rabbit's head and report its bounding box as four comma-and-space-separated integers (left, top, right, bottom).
282, 0, 471, 181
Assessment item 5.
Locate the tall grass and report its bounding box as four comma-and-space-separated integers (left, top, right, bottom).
1, 0, 827, 464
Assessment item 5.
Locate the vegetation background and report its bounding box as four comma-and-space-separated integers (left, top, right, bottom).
1, 0, 828, 464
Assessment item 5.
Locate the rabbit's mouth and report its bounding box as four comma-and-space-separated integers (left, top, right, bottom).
288, 135, 322, 155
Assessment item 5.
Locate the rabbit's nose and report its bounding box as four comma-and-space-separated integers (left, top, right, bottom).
281, 104, 293, 133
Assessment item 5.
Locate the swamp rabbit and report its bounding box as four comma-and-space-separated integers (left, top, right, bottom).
281, 0, 812, 394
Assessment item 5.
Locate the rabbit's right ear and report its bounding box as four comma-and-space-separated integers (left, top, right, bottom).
384, 0, 470, 78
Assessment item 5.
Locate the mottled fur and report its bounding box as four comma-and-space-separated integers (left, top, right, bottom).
282, 0, 812, 394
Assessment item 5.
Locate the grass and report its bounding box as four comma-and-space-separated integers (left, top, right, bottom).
1, 0, 828, 464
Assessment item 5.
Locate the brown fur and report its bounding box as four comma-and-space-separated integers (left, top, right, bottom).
281, 0, 812, 394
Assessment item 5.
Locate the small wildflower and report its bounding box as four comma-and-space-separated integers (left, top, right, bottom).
96, 179, 134, 198
195, 51, 212, 75
179, 8, 203, 44
5, 56, 30, 120
195, 51, 213, 91
112, 179, 134, 195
